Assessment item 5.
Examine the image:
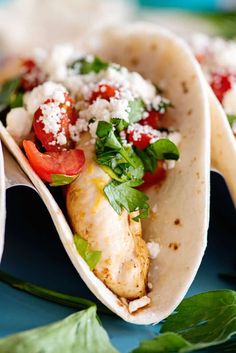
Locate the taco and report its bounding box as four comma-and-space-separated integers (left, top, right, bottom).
189, 34, 236, 204
0, 23, 210, 324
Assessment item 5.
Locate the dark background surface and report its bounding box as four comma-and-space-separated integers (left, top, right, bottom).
0, 171, 235, 352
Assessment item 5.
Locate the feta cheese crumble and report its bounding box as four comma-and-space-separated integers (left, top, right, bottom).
24, 81, 67, 115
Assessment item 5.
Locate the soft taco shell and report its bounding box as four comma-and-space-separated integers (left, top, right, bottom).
0, 23, 210, 324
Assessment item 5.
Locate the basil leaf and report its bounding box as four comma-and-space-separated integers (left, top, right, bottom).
74, 234, 101, 270
227, 114, 236, 128
133, 290, 236, 353
70, 56, 109, 75
0, 77, 21, 111
50, 174, 77, 187
127, 99, 145, 124
104, 180, 149, 220
147, 139, 180, 161
0, 306, 118, 353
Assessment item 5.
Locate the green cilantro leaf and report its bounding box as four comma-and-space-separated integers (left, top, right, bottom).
9, 92, 24, 109
96, 121, 144, 182
127, 99, 145, 124
227, 114, 236, 129
104, 180, 149, 220
0, 77, 21, 111
133, 290, 236, 353
50, 174, 77, 187
0, 306, 118, 353
153, 98, 173, 113
147, 139, 180, 161
74, 234, 101, 270
70, 56, 109, 75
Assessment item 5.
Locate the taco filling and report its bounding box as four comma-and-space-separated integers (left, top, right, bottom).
0, 45, 181, 312
190, 34, 236, 136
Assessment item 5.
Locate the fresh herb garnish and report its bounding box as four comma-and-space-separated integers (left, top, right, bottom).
74, 234, 102, 270
96, 121, 144, 182
133, 290, 236, 353
50, 174, 77, 187
0, 77, 21, 112
70, 56, 109, 75
135, 139, 179, 173
127, 99, 145, 124
0, 270, 111, 314
227, 114, 236, 129
104, 180, 149, 221
0, 306, 118, 353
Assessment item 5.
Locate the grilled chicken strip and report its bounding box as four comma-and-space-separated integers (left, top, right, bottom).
66, 133, 150, 299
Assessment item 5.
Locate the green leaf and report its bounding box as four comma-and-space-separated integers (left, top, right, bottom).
74, 234, 102, 270
0, 270, 112, 315
147, 139, 180, 161
132, 332, 191, 353
161, 290, 236, 344
127, 99, 145, 124
0, 77, 21, 111
70, 56, 109, 75
0, 306, 118, 353
96, 121, 122, 150
132, 290, 236, 353
50, 174, 77, 187
104, 180, 149, 220
134, 147, 157, 173
227, 114, 236, 129
9, 92, 24, 109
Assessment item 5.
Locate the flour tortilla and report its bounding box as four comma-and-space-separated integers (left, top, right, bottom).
208, 88, 236, 205
0, 23, 211, 324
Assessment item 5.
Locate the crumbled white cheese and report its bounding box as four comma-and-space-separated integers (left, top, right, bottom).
6, 107, 32, 143
69, 118, 88, 142
128, 296, 151, 313
127, 123, 162, 142
165, 160, 176, 170
222, 85, 236, 115
37, 101, 67, 146
147, 241, 160, 259
24, 82, 67, 115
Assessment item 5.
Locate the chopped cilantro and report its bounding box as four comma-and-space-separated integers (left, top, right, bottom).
0, 77, 21, 111
74, 234, 101, 270
227, 114, 236, 128
104, 180, 149, 221
147, 138, 180, 161
70, 56, 109, 75
154, 98, 173, 113
50, 174, 77, 187
127, 99, 145, 124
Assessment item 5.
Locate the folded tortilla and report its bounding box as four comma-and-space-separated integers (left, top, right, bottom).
0, 23, 211, 324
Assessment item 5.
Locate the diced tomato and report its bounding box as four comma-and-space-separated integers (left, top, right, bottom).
23, 140, 85, 183
33, 93, 76, 152
21, 59, 45, 91
89, 84, 116, 103
210, 73, 233, 103
140, 110, 162, 129
138, 161, 166, 191
127, 130, 152, 150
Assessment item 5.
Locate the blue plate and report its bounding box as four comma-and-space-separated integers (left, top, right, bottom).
0, 172, 235, 353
